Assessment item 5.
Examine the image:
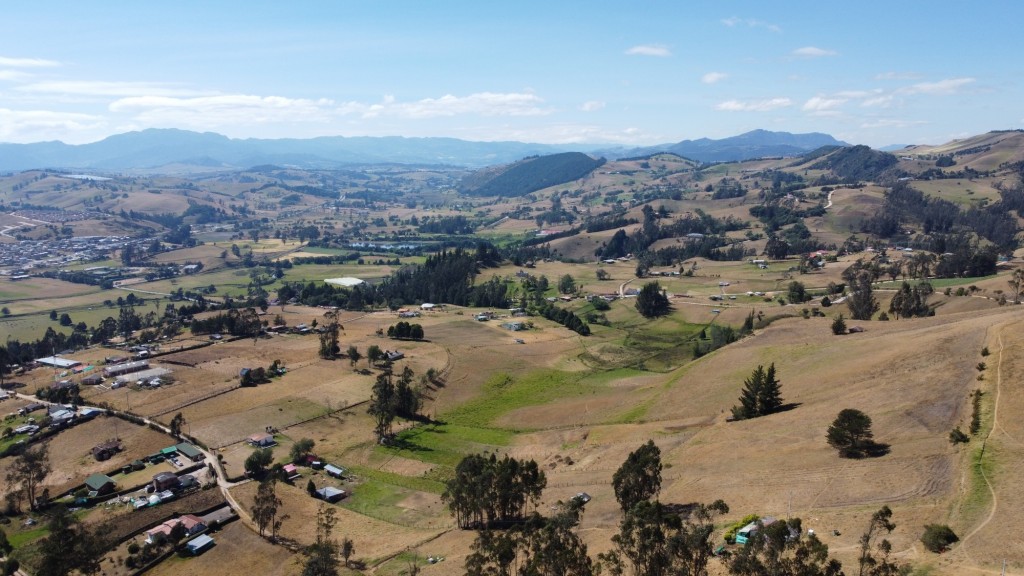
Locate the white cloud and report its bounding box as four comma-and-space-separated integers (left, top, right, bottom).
580, 100, 605, 112
874, 71, 922, 81
861, 95, 895, 108
901, 77, 975, 95
792, 46, 837, 58
720, 17, 781, 33
19, 81, 210, 98
715, 98, 792, 112
803, 96, 847, 112
109, 94, 336, 126
0, 56, 59, 68
701, 72, 728, 84
359, 92, 553, 119
859, 118, 929, 129
0, 108, 104, 141
0, 70, 31, 81
625, 45, 672, 57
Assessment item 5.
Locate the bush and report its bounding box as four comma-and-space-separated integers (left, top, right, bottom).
127, 542, 140, 554
831, 314, 847, 335
949, 427, 969, 444
921, 524, 958, 552
981, 347, 990, 356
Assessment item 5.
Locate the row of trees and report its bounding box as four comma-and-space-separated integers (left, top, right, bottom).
442, 453, 547, 529
368, 366, 421, 443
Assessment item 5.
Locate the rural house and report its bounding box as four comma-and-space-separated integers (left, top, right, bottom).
247, 433, 276, 447
175, 442, 204, 462
85, 473, 116, 496
91, 440, 122, 461
315, 486, 346, 503
152, 472, 180, 492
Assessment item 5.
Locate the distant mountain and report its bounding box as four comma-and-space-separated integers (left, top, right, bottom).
605, 129, 850, 163
459, 152, 605, 197
0, 128, 851, 172
0, 128, 578, 172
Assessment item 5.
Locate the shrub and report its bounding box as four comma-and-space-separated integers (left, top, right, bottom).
981, 347, 990, 356
831, 314, 847, 335
127, 542, 140, 554
921, 524, 958, 552
949, 427, 969, 444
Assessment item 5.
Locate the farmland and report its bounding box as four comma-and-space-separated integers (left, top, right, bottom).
1, 138, 1024, 576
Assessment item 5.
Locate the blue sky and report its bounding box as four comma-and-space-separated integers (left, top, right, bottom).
0, 1, 1020, 148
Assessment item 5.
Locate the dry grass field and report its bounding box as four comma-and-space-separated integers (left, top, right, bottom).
146, 520, 303, 576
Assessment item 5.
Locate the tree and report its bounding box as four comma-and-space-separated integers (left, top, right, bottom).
169, 412, 186, 437
731, 364, 783, 420
36, 505, 105, 576
59, 312, 73, 327
1, 306, 10, 316
857, 506, 904, 575
765, 236, 789, 260
244, 447, 274, 478
466, 509, 597, 576
367, 344, 383, 367
347, 345, 361, 367
5, 442, 51, 511
443, 453, 547, 529
252, 479, 282, 538
290, 438, 316, 463
831, 314, 847, 335
920, 524, 958, 553
1008, 268, 1024, 304
49, 309, 58, 321
341, 537, 355, 568
318, 310, 342, 359
728, 517, 842, 576
558, 274, 577, 294
635, 282, 670, 318
847, 271, 879, 321
596, 268, 611, 281
0, 527, 11, 555
612, 440, 662, 513
301, 505, 341, 576
368, 370, 397, 443
827, 409, 876, 458
787, 281, 809, 304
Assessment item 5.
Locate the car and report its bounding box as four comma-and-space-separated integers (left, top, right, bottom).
712, 309, 721, 313
572, 492, 592, 505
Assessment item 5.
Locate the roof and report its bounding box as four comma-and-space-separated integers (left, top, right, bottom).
85, 473, 114, 490
324, 464, 345, 476
176, 442, 203, 459
153, 472, 178, 482
37, 356, 81, 368
316, 486, 346, 499
186, 534, 214, 552
283, 463, 298, 474
324, 277, 365, 287
160, 446, 178, 455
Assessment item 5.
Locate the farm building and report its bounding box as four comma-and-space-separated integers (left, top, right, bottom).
324, 464, 345, 478
37, 356, 81, 369
85, 473, 116, 496
283, 463, 300, 479
91, 440, 122, 461
175, 442, 204, 462
247, 433, 276, 447
501, 321, 528, 331
81, 374, 104, 385
385, 350, 404, 362
104, 360, 149, 377
324, 277, 364, 287
185, 534, 215, 555
735, 516, 790, 544
114, 367, 170, 386
152, 472, 180, 492
315, 486, 346, 503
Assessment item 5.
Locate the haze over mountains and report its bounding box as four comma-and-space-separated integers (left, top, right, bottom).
0, 128, 849, 173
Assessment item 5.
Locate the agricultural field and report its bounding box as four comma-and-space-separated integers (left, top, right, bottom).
2, 140, 1024, 576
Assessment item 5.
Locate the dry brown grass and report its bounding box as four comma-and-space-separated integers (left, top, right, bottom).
145, 520, 302, 576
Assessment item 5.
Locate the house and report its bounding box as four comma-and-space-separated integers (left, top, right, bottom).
420, 303, 436, 310
175, 442, 204, 462
146, 513, 207, 544
81, 374, 103, 386
85, 473, 116, 496
735, 516, 779, 545
324, 464, 345, 479
315, 486, 346, 503
501, 322, 527, 331
36, 356, 81, 369
152, 472, 180, 492
91, 440, 122, 461
283, 463, 300, 479
247, 433, 276, 447
185, 534, 215, 555
385, 350, 404, 362
177, 474, 199, 491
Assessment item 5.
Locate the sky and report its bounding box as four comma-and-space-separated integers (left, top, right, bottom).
0, 1, 1021, 148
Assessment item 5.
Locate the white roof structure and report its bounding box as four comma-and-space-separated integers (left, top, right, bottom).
37, 356, 81, 369
324, 277, 364, 287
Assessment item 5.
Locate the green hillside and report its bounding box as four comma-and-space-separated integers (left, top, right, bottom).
459, 152, 605, 197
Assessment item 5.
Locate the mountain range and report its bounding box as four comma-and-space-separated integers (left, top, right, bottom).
0, 128, 849, 173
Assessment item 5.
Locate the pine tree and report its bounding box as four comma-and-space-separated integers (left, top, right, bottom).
732, 364, 784, 420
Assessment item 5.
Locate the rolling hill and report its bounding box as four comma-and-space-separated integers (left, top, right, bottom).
459, 152, 605, 197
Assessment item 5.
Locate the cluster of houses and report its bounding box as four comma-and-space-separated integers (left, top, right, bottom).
0, 234, 135, 273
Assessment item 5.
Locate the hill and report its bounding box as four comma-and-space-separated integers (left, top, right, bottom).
459, 152, 605, 197
611, 129, 849, 163
810, 144, 899, 182
0, 128, 579, 172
